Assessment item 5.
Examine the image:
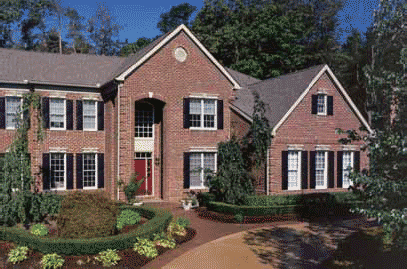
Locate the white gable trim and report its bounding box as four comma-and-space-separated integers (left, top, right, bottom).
115, 24, 241, 90
272, 65, 372, 136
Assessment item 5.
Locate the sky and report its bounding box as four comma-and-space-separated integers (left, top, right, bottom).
58, 0, 379, 44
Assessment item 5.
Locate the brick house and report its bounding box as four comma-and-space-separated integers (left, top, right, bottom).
0, 25, 371, 202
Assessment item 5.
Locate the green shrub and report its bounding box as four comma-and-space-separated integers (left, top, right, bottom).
208, 201, 297, 216
31, 223, 49, 236
95, 249, 121, 267
153, 232, 176, 249
167, 221, 187, 237
243, 195, 302, 206
41, 253, 64, 269
40, 193, 64, 216
175, 217, 190, 228
56, 191, 120, 239
234, 213, 244, 223
7, 245, 29, 264
124, 172, 145, 202
133, 237, 158, 258
116, 209, 141, 230
198, 192, 216, 207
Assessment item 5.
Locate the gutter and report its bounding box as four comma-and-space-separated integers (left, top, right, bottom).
117, 83, 122, 200
0, 79, 102, 89
266, 149, 270, 196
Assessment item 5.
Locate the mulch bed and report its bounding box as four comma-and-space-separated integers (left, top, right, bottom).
0, 222, 196, 269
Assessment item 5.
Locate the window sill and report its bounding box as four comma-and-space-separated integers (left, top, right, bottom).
315, 186, 327, 190
188, 187, 209, 190
189, 128, 217, 131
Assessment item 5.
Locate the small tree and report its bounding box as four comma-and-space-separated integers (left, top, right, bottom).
207, 138, 254, 205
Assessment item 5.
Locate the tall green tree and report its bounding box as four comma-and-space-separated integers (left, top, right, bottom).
157, 3, 197, 34
0, 0, 25, 47
64, 7, 87, 54
120, 37, 153, 57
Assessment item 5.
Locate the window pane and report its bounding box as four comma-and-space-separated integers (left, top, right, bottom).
288, 151, 299, 188
189, 153, 202, 187
50, 99, 64, 128
6, 97, 21, 128
317, 95, 326, 114
343, 152, 352, 186
135, 103, 153, 138
83, 153, 96, 187
50, 153, 65, 189
189, 99, 201, 114
204, 99, 215, 115
204, 115, 214, 127
315, 151, 325, 187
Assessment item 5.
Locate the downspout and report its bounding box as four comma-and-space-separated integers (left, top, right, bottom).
117, 83, 122, 200
266, 149, 270, 196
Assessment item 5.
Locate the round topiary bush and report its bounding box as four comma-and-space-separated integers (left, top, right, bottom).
56, 191, 120, 239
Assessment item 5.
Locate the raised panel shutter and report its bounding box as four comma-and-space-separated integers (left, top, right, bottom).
311, 95, 318, 114
310, 151, 316, 189
66, 100, 73, 130
66, 154, 73, 189
183, 98, 190, 129
42, 97, 49, 129
337, 151, 343, 188
23, 98, 30, 128
42, 154, 50, 190
301, 151, 308, 189
76, 154, 83, 189
97, 101, 104, 130
217, 99, 223, 130
282, 151, 288, 190
327, 96, 334, 115
354, 151, 360, 172
328, 151, 335, 188
184, 152, 190, 188
0, 97, 5, 129
98, 153, 104, 188
76, 100, 83, 130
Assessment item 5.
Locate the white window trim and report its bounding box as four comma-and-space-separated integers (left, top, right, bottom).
288, 151, 302, 191
50, 98, 66, 131
317, 94, 327, 116
342, 151, 354, 189
189, 98, 217, 131
5, 96, 23, 130
49, 153, 66, 191
189, 152, 217, 189
83, 100, 97, 131
83, 153, 98, 190
315, 151, 328, 189
135, 102, 155, 139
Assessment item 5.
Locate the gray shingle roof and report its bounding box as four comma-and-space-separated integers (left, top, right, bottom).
232, 64, 326, 127
226, 68, 261, 87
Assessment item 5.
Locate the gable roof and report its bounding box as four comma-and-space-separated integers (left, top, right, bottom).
226, 68, 261, 87
232, 64, 372, 135
115, 25, 241, 89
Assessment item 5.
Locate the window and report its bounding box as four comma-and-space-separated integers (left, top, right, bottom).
189, 99, 216, 129
135, 103, 154, 138
50, 98, 65, 129
317, 94, 327, 115
189, 152, 216, 188
315, 151, 327, 189
83, 153, 97, 189
50, 153, 65, 190
342, 151, 354, 188
83, 100, 96, 130
288, 151, 301, 190
6, 96, 22, 129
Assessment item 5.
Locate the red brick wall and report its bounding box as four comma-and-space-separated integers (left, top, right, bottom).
269, 72, 369, 194
119, 31, 235, 202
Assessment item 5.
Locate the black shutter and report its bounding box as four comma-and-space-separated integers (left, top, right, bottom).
328, 151, 335, 188
23, 98, 30, 128
66, 154, 73, 189
327, 96, 334, 115
311, 95, 318, 114
76, 100, 83, 130
98, 153, 104, 188
282, 151, 288, 190
42, 97, 49, 129
354, 151, 360, 172
97, 101, 104, 131
301, 151, 308, 189
184, 152, 190, 188
183, 98, 190, 129
0, 97, 5, 129
76, 154, 83, 189
42, 154, 50, 190
337, 151, 343, 188
310, 151, 316, 189
66, 100, 73, 130
217, 99, 223, 130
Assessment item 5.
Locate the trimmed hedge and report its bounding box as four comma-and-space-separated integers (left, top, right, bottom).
0, 206, 173, 256
207, 201, 297, 216
243, 194, 302, 206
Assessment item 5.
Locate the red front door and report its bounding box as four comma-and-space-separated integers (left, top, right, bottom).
133, 157, 152, 195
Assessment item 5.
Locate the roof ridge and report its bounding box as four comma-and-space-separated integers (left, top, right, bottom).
262, 64, 326, 82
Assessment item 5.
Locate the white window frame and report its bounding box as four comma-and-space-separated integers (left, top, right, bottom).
50, 98, 66, 130
49, 153, 66, 191
315, 151, 328, 189
135, 102, 154, 139
83, 100, 97, 131
5, 96, 23, 130
189, 152, 217, 189
189, 98, 217, 131
288, 151, 301, 191
82, 153, 98, 190
342, 151, 354, 188
317, 94, 327, 116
